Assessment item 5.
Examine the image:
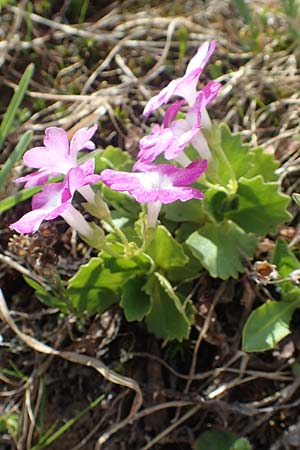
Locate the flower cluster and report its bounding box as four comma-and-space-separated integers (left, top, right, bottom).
10, 126, 101, 242
11, 40, 220, 239
101, 40, 220, 227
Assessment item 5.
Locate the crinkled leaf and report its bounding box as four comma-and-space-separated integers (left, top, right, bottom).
163, 198, 206, 223
146, 225, 189, 270
67, 254, 150, 315
247, 146, 279, 182
204, 188, 239, 222
175, 222, 198, 242
242, 300, 298, 352
187, 221, 256, 279
144, 272, 192, 341
226, 176, 291, 235
218, 123, 279, 184
219, 123, 251, 183
121, 277, 151, 321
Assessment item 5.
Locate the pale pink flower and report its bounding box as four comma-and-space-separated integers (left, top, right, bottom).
138, 81, 221, 165
10, 160, 100, 234
143, 40, 216, 116
100, 160, 207, 227
16, 125, 97, 188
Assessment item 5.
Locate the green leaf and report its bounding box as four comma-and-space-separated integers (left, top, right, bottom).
163, 198, 206, 223
242, 300, 298, 352
102, 185, 141, 218
94, 145, 133, 172
216, 124, 279, 185
67, 253, 151, 315
247, 146, 279, 182
203, 187, 240, 222
219, 123, 251, 183
0, 130, 32, 189
196, 430, 251, 450
271, 239, 300, 294
232, 438, 252, 450
23, 275, 49, 296
0, 63, 34, 150
272, 239, 300, 278
166, 245, 203, 283
121, 277, 151, 321
144, 272, 192, 341
146, 225, 189, 270
23, 275, 69, 311
226, 176, 291, 235
186, 221, 256, 279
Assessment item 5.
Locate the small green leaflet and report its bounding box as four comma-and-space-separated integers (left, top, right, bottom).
242, 300, 299, 352
187, 220, 256, 279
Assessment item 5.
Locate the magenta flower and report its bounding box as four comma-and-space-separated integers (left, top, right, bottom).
137, 81, 221, 165
16, 125, 97, 188
143, 40, 216, 116
100, 160, 207, 227
10, 160, 100, 234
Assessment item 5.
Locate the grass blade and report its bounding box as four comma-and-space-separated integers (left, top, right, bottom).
0, 185, 41, 214
231, 0, 254, 25
0, 130, 32, 189
30, 394, 105, 450
0, 63, 34, 151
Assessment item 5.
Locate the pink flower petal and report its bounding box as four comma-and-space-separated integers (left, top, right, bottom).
10, 182, 70, 234
138, 81, 221, 165
15, 168, 58, 188
31, 182, 64, 210
10, 209, 56, 234
70, 124, 98, 159
43, 127, 70, 158
162, 100, 185, 128
19, 125, 98, 188
143, 40, 217, 116
63, 160, 100, 200
101, 159, 206, 206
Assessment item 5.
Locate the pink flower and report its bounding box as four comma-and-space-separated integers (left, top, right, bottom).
10, 160, 100, 234
16, 125, 97, 188
137, 81, 221, 165
143, 40, 216, 116
100, 160, 207, 227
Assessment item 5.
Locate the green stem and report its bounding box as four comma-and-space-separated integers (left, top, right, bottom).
204, 125, 238, 193
102, 217, 129, 246
214, 141, 237, 192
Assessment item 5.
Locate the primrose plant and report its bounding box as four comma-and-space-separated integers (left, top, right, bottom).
10, 41, 292, 343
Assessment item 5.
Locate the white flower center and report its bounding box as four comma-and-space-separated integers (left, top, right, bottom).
140, 172, 172, 190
